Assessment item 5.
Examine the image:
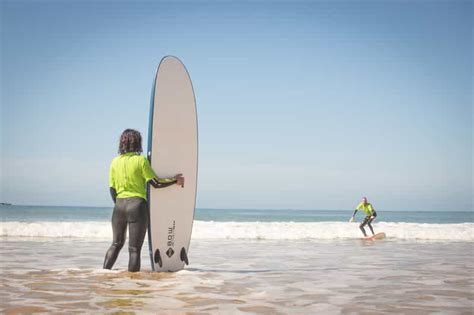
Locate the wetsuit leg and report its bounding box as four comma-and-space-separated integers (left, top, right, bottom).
126, 198, 148, 272
359, 216, 369, 237
367, 219, 375, 235
103, 199, 127, 269
367, 212, 377, 235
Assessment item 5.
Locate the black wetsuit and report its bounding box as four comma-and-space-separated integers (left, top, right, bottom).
103, 197, 148, 272
360, 211, 377, 236
103, 179, 175, 272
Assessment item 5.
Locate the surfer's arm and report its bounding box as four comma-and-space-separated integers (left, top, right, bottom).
349, 209, 358, 222
109, 187, 117, 204
143, 157, 183, 188
148, 178, 177, 189
351, 202, 364, 219
149, 174, 184, 188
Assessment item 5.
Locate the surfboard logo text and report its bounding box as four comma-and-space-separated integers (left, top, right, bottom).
167, 220, 176, 248
166, 221, 176, 258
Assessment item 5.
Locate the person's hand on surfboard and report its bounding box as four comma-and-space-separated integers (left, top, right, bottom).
175, 174, 185, 187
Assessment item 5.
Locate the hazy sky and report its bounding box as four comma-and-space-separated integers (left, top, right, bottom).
1, 0, 472, 211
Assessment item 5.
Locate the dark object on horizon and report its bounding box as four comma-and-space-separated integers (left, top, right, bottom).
0, 202, 12, 206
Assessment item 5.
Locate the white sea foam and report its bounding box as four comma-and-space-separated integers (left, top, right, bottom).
193, 221, 474, 241
1, 221, 472, 241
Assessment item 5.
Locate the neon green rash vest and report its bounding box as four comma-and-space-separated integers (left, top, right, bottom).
109, 152, 175, 200
356, 202, 375, 215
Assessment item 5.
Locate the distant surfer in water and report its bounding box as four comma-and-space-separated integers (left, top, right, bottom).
349, 197, 377, 237
103, 129, 184, 272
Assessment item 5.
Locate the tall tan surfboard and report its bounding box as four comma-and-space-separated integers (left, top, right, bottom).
147, 56, 198, 272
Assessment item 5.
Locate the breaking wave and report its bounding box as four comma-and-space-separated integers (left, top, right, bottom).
1, 221, 472, 241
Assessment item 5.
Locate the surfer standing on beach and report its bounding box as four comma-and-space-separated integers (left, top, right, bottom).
103, 129, 184, 272
349, 197, 377, 237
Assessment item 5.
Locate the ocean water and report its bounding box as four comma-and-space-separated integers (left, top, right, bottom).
1, 205, 473, 314
2, 205, 473, 241
2, 205, 473, 223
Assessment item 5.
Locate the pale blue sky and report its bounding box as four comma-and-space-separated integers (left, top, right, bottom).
1, 0, 472, 211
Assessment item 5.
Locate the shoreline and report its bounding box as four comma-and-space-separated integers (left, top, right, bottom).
2, 239, 473, 314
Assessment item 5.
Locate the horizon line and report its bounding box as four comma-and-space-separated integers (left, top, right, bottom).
0, 203, 471, 213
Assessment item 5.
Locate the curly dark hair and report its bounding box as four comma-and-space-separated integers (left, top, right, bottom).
119, 129, 143, 154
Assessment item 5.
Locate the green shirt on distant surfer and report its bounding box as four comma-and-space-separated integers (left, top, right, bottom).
349, 197, 378, 237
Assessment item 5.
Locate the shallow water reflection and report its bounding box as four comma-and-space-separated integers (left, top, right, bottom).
1, 239, 473, 314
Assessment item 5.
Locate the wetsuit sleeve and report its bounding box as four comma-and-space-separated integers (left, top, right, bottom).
368, 204, 375, 215
109, 187, 117, 203
352, 202, 363, 217
148, 178, 177, 189
142, 156, 177, 184
156, 177, 176, 184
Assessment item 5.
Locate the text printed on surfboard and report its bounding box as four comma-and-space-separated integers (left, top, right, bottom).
166, 220, 176, 258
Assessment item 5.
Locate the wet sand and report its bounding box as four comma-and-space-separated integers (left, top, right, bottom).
1, 238, 473, 314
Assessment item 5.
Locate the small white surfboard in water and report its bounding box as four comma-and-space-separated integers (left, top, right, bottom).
362, 232, 386, 240
147, 56, 198, 272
